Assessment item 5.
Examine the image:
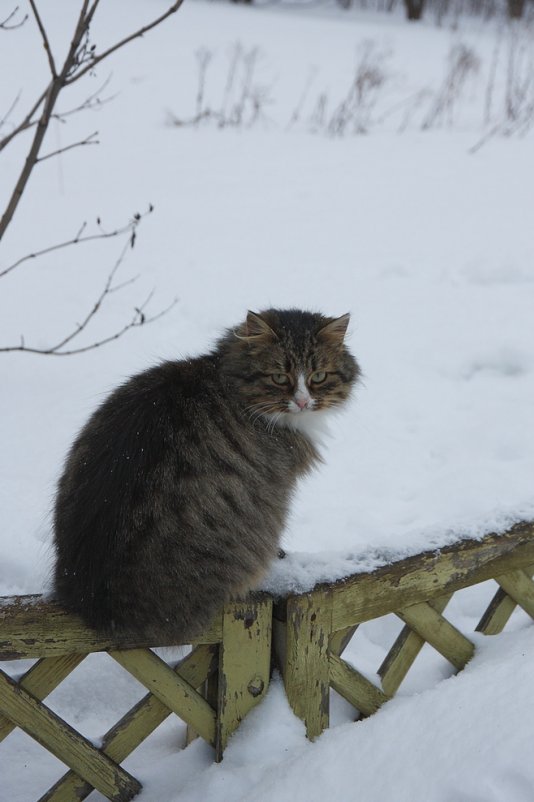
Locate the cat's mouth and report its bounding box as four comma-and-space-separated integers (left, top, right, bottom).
288, 397, 316, 413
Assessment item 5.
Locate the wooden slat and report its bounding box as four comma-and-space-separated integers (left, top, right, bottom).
41, 645, 216, 802
329, 654, 389, 716
186, 666, 218, 747
104, 646, 216, 757
397, 602, 474, 671
477, 565, 534, 635
0, 653, 85, 742
496, 569, 534, 620
0, 595, 223, 659
329, 625, 359, 657
272, 618, 287, 676
110, 648, 216, 746
284, 590, 332, 740
476, 586, 519, 635
379, 594, 452, 695
329, 521, 534, 631
0, 669, 140, 802
215, 598, 272, 760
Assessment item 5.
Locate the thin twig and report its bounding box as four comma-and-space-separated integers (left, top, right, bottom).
0, 88, 48, 151
108, 273, 140, 294
50, 237, 132, 352
168, 109, 213, 127
0, 206, 153, 280
0, 6, 28, 29
0, 91, 21, 132
0, 207, 177, 356
53, 75, 117, 122
0, 296, 178, 356
468, 121, 502, 154
28, 0, 57, 77
36, 130, 99, 162
287, 66, 318, 130
65, 0, 184, 85
0, 78, 114, 150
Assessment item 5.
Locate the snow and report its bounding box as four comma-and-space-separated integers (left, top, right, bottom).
151, 627, 534, 802
1, 0, 534, 799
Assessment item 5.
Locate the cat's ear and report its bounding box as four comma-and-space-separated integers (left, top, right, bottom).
237, 311, 278, 341
317, 313, 350, 344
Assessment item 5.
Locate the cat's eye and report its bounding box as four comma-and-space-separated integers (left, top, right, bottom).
272, 373, 290, 385
310, 371, 327, 384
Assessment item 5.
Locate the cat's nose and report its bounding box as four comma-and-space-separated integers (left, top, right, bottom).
295, 397, 308, 410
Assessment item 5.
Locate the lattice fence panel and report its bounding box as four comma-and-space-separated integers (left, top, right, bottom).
2, 522, 534, 797
0, 596, 272, 801
276, 522, 534, 739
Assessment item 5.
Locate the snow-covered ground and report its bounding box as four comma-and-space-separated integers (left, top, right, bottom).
1, 1, 534, 799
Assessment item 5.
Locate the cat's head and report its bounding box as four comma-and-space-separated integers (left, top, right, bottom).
218, 308, 360, 432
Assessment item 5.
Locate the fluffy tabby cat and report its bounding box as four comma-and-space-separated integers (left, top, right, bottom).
53, 309, 360, 640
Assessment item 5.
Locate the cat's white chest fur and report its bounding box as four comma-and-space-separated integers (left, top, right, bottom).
267, 408, 332, 446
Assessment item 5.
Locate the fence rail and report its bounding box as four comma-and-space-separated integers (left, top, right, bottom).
0, 595, 272, 801
273, 520, 534, 739
1, 520, 533, 800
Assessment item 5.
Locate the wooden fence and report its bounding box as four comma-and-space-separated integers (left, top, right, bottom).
1, 520, 533, 800
0, 595, 272, 801
274, 520, 534, 739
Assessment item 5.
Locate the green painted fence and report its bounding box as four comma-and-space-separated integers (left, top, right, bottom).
1, 520, 533, 800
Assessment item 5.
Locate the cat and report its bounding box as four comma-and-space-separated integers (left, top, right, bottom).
53, 308, 360, 641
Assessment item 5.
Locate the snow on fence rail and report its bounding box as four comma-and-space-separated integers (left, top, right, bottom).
274, 520, 534, 739
0, 521, 533, 801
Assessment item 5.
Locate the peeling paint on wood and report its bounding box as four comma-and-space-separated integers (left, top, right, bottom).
1, 526, 534, 799
0, 595, 223, 660
283, 591, 333, 740
215, 598, 272, 760
328, 522, 534, 631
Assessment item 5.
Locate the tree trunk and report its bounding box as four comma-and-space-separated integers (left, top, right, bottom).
507, 0, 525, 17
403, 0, 425, 18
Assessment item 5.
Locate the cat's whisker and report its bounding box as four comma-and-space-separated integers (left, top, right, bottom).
248, 409, 274, 424
267, 411, 284, 434
244, 401, 276, 414
244, 401, 274, 412
253, 413, 274, 427
244, 401, 272, 410
245, 401, 280, 427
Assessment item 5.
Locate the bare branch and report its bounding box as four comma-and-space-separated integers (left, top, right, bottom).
0, 78, 114, 153
28, 0, 57, 77
36, 130, 99, 162
0, 83, 71, 239
107, 273, 140, 294
49, 236, 133, 352
169, 44, 273, 131
0, 205, 177, 356
0, 91, 21, 132
287, 67, 318, 131
0, 6, 28, 30
0, 295, 178, 356
1, 3, 183, 359
0, 0, 184, 241
0, 206, 154, 280
0, 0, 91, 239
65, 0, 184, 85
0, 88, 48, 152
53, 75, 117, 122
